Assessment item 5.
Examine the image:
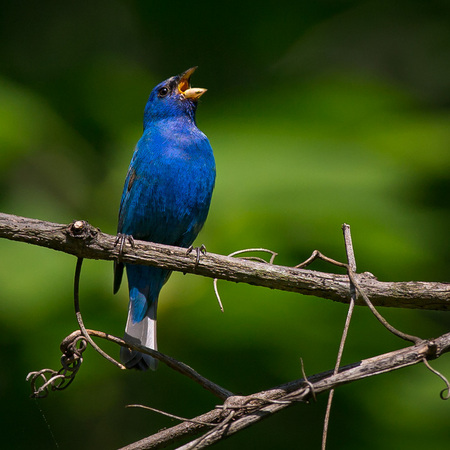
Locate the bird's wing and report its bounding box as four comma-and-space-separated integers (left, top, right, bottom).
114, 146, 141, 293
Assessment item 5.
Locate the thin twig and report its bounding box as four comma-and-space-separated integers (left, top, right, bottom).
295, 249, 347, 269
322, 224, 357, 450
213, 248, 278, 312
126, 405, 217, 427
74, 257, 126, 369
213, 277, 224, 312
300, 358, 316, 402
176, 411, 236, 450
348, 271, 422, 344
26, 333, 88, 397
295, 247, 423, 345
421, 358, 450, 400
295, 225, 423, 449
343, 224, 357, 272
54, 329, 234, 401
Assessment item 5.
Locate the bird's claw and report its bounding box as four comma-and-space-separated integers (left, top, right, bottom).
115, 233, 135, 260
186, 244, 206, 269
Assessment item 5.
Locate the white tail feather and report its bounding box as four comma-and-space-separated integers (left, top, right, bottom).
120, 302, 158, 371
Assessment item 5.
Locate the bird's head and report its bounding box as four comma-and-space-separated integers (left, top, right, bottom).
144, 67, 206, 127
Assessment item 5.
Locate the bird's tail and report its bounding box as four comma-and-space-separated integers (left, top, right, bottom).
120, 299, 158, 371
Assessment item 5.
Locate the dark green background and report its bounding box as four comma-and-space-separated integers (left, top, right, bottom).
0, 0, 449, 448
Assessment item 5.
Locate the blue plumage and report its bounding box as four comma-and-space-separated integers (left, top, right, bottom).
114, 68, 215, 370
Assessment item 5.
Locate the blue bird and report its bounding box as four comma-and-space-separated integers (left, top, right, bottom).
114, 67, 216, 370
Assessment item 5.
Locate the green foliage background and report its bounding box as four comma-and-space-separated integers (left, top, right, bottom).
0, 0, 449, 448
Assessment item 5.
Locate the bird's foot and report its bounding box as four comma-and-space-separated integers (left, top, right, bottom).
186, 244, 207, 269
115, 233, 135, 260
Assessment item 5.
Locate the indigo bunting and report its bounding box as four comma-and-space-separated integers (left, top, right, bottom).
114, 67, 216, 370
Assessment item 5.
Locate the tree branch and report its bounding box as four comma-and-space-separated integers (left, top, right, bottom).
0, 212, 449, 310
8, 212, 448, 448
119, 331, 450, 449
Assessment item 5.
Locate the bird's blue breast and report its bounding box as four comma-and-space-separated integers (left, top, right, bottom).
118, 117, 216, 248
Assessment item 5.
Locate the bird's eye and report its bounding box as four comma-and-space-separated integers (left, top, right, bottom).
158, 87, 169, 98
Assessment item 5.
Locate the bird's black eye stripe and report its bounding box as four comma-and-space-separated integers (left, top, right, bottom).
158, 86, 169, 98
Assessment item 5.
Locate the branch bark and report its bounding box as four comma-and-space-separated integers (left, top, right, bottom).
1, 212, 449, 310
119, 332, 450, 449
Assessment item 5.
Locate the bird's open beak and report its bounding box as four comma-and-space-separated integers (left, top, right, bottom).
178, 67, 207, 101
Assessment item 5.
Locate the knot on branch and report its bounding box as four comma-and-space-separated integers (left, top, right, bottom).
219, 394, 291, 413
425, 340, 439, 359
66, 220, 98, 242
26, 332, 87, 398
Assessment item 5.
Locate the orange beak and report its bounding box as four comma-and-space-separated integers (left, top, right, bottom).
177, 67, 207, 100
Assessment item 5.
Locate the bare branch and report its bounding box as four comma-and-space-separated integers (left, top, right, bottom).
119, 332, 450, 449
0, 212, 448, 310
